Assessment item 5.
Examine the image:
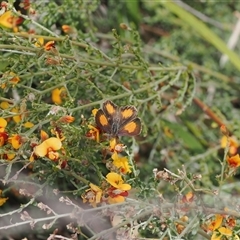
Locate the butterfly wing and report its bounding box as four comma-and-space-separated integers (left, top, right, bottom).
96, 100, 142, 136
118, 117, 142, 136
95, 109, 111, 133
102, 100, 118, 124
119, 106, 138, 125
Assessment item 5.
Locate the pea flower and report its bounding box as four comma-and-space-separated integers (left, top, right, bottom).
34, 137, 62, 161
0, 118, 7, 132
208, 215, 223, 231
8, 134, 22, 149
111, 152, 131, 174
106, 172, 131, 204
51, 87, 66, 105
227, 154, 240, 168
0, 190, 8, 206
82, 183, 103, 207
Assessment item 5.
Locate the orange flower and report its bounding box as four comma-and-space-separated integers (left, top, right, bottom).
227, 154, 240, 168
82, 183, 103, 207
226, 216, 236, 228
1, 72, 20, 89
62, 25, 77, 36
107, 186, 129, 204
220, 125, 229, 136
182, 192, 194, 203
51, 87, 66, 105
0, 132, 8, 147
59, 115, 75, 123
40, 130, 49, 141
8, 134, 22, 149
44, 41, 55, 51
34, 137, 62, 160
107, 194, 126, 204
62, 25, 72, 33
45, 57, 61, 65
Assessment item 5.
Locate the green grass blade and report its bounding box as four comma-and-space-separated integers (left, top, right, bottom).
159, 1, 240, 71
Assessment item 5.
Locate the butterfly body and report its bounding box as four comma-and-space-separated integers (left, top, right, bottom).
95, 100, 141, 137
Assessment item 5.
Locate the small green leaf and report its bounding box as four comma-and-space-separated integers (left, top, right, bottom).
0, 61, 9, 71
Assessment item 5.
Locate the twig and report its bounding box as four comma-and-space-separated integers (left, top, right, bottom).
193, 97, 227, 128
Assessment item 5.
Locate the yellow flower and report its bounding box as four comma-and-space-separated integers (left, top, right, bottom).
211, 227, 234, 240
109, 138, 126, 153
11, 107, 21, 123
208, 214, 223, 231
0, 101, 10, 109
108, 195, 125, 204
0, 117, 7, 132
8, 134, 22, 149
52, 127, 65, 141
0, 10, 22, 29
23, 122, 34, 128
86, 125, 100, 143
82, 183, 103, 207
0, 190, 8, 206
34, 37, 44, 47
218, 227, 232, 236
111, 152, 131, 174
106, 172, 131, 191
176, 216, 188, 234
92, 109, 98, 117
221, 136, 238, 155
227, 154, 240, 168
34, 137, 62, 160
51, 87, 66, 105
5, 153, 15, 161
1, 72, 20, 89
109, 138, 117, 151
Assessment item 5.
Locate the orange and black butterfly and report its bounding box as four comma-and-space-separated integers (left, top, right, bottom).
95, 100, 142, 137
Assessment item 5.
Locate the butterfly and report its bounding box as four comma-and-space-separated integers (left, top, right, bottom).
95, 100, 142, 137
